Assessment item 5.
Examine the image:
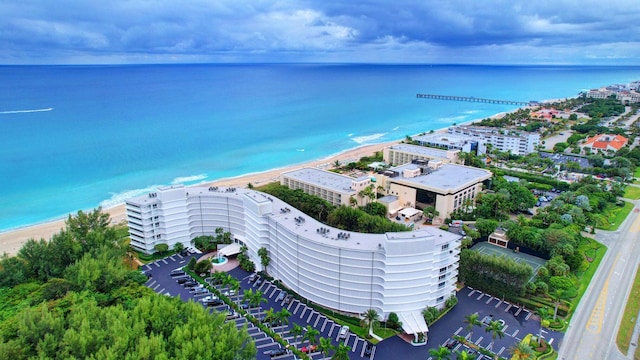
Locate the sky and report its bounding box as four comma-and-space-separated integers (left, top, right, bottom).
1, 0, 639, 65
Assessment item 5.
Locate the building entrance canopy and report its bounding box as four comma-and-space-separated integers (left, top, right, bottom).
398, 311, 429, 335
217, 243, 241, 257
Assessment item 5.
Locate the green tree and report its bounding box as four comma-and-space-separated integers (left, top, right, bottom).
258, 247, 270, 273
303, 325, 320, 346
173, 242, 185, 253
154, 243, 169, 254
290, 323, 304, 345
66, 208, 110, 243
463, 312, 482, 339
331, 343, 351, 360
361, 309, 380, 336
319, 336, 335, 358
187, 257, 197, 271
422, 205, 440, 223
455, 350, 477, 360
485, 320, 505, 349
428, 346, 451, 360
509, 341, 535, 359
194, 259, 212, 275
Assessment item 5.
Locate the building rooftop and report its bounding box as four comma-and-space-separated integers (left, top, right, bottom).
280, 167, 368, 194
414, 133, 477, 147
388, 163, 492, 194
387, 144, 451, 159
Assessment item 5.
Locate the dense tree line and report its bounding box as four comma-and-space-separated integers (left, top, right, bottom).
260, 184, 410, 233
0, 209, 255, 359
459, 249, 533, 298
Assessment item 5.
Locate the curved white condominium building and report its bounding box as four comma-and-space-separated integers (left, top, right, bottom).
126, 185, 461, 336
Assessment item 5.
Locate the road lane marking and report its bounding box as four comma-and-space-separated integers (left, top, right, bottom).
586, 253, 620, 334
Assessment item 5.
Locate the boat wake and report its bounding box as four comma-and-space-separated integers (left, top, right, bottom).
0, 107, 53, 114
296, 149, 305, 152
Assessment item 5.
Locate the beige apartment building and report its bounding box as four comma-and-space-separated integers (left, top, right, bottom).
280, 167, 372, 206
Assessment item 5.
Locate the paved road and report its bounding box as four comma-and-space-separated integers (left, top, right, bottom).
558, 198, 640, 360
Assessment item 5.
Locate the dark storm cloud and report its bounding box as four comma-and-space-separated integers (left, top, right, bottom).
0, 0, 638, 64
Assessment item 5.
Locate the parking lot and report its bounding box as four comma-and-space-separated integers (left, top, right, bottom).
142, 252, 562, 360
143, 253, 375, 360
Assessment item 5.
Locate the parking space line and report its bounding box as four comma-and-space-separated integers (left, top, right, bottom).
161, 259, 168, 264
321, 318, 328, 332
495, 300, 503, 308
515, 307, 522, 316
256, 341, 276, 349
454, 327, 462, 335
549, 338, 554, 345
468, 289, 476, 296
476, 293, 484, 300
505, 304, 512, 312
475, 336, 483, 345
351, 336, 359, 352
286, 300, 296, 311
502, 325, 509, 333
328, 324, 338, 337
498, 346, 505, 355
177, 254, 183, 259
314, 315, 322, 328
154, 262, 160, 267
169, 256, 175, 261
157, 288, 164, 294
525, 311, 532, 320
299, 307, 308, 319
485, 296, 493, 304
307, 310, 316, 323
152, 283, 161, 290
512, 329, 519, 337
147, 280, 156, 287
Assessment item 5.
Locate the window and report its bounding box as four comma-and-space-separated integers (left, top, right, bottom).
441, 243, 449, 251
438, 282, 446, 288
439, 267, 447, 273
437, 296, 445, 302
439, 274, 446, 281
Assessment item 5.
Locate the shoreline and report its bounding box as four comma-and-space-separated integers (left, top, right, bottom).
0, 104, 534, 256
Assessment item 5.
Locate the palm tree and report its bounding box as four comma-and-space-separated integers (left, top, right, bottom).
509, 342, 535, 360
275, 308, 291, 333
360, 309, 380, 336
334, 160, 341, 168
264, 307, 276, 325
463, 312, 482, 339
485, 320, 505, 349
551, 289, 568, 320
318, 337, 335, 358
428, 346, 451, 360
290, 324, 304, 345
303, 325, 320, 346
455, 350, 477, 360
422, 205, 440, 223
331, 343, 351, 360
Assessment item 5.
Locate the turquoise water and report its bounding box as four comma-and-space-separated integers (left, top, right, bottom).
1, 64, 639, 231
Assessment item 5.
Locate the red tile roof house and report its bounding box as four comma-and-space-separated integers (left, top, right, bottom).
581, 134, 628, 153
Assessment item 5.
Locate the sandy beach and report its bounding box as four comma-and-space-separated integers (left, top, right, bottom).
0, 141, 401, 256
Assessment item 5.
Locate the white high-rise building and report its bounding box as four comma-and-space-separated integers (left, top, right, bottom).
126, 185, 461, 340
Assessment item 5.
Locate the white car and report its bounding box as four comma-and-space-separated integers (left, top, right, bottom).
338, 325, 350, 340
224, 289, 236, 297
199, 295, 218, 303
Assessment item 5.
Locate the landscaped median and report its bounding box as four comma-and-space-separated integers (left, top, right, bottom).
183, 269, 311, 359
623, 185, 640, 200
616, 265, 640, 357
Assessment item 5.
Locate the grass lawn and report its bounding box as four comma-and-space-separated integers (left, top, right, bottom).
616, 266, 640, 355
624, 186, 640, 200
634, 166, 640, 178
569, 237, 607, 321
597, 201, 635, 231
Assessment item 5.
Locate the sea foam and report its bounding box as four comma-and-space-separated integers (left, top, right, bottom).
351, 133, 387, 144
99, 185, 161, 209
171, 174, 208, 185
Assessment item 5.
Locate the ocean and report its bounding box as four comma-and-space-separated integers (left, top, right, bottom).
1, 64, 639, 231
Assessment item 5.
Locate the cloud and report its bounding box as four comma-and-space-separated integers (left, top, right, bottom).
0, 0, 638, 64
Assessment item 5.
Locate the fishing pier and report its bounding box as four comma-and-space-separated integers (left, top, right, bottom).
416, 93, 536, 106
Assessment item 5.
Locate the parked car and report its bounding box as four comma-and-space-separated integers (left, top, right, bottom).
276, 291, 286, 302
203, 299, 223, 306
444, 338, 459, 349
199, 295, 219, 303
301, 344, 317, 353
254, 278, 263, 287
248, 273, 258, 282
170, 270, 185, 276
226, 309, 239, 320
267, 347, 287, 357
176, 277, 188, 284
338, 325, 350, 340
183, 281, 198, 288
224, 289, 236, 297
284, 294, 293, 304
364, 342, 373, 356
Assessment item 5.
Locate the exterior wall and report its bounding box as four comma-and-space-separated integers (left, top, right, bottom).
280, 176, 350, 206
383, 145, 459, 166
448, 126, 539, 155
126, 186, 461, 318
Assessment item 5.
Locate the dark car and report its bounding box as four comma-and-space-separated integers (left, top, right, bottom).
364, 342, 373, 356
183, 281, 198, 288
283, 294, 293, 304
444, 338, 459, 349
254, 278, 263, 287
176, 277, 189, 284
267, 347, 287, 357
204, 299, 223, 306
